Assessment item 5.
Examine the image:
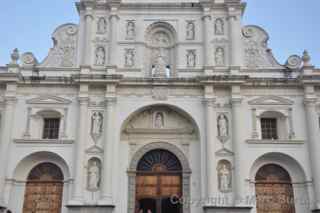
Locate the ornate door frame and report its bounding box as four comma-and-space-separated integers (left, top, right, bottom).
128, 142, 191, 213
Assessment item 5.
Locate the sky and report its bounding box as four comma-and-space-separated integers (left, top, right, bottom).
0, 0, 319, 66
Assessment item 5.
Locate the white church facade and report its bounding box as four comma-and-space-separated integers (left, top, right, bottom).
0, 0, 319, 213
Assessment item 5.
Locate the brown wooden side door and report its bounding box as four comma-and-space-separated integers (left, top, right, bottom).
23, 181, 63, 213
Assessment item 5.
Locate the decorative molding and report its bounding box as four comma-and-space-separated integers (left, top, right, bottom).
26, 95, 72, 105
86, 145, 104, 155
246, 139, 304, 144
215, 148, 234, 157
248, 96, 294, 106
14, 139, 74, 144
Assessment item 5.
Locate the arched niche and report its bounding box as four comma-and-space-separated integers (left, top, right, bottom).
121, 104, 199, 141
144, 22, 177, 78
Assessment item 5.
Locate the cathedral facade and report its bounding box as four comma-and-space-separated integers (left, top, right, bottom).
0, 0, 319, 213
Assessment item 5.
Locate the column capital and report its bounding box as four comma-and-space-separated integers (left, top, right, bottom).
4, 97, 17, 105
105, 97, 117, 106
203, 98, 216, 107
231, 97, 243, 106
78, 97, 89, 105
304, 98, 317, 107
201, 14, 212, 21
109, 13, 120, 21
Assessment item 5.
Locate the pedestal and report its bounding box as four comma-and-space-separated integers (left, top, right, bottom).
67, 205, 115, 213
204, 206, 252, 213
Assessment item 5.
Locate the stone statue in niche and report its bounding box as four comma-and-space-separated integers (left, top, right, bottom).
215, 18, 224, 35
91, 112, 103, 142
95, 47, 106, 66
187, 50, 196, 67
125, 49, 135, 67
97, 17, 107, 34
154, 112, 164, 128
151, 32, 171, 77
217, 114, 228, 137
186, 21, 195, 40
153, 56, 169, 77
215, 47, 225, 66
218, 161, 232, 192
126, 21, 135, 39
87, 158, 101, 191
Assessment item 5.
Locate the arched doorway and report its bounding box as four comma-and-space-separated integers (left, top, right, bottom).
255, 164, 295, 213
22, 163, 64, 213
135, 149, 182, 213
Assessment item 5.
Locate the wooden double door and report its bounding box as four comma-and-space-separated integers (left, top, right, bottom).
255, 164, 296, 213
23, 163, 64, 213
135, 149, 183, 213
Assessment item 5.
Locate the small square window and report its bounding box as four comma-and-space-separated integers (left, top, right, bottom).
43, 118, 60, 139
261, 118, 278, 140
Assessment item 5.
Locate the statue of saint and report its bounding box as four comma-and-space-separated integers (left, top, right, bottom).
154, 112, 164, 128
92, 112, 103, 135
125, 49, 134, 67
187, 51, 196, 67
215, 19, 224, 35
186, 22, 195, 40
215, 47, 225, 66
95, 47, 106, 66
88, 160, 100, 190
97, 18, 107, 34
219, 164, 231, 192
218, 114, 228, 137
126, 21, 135, 39
153, 56, 168, 77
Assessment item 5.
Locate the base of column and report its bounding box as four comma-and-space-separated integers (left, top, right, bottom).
67, 205, 115, 213
67, 199, 84, 206
204, 206, 252, 213
97, 197, 114, 206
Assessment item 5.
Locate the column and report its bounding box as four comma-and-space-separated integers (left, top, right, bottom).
82, 8, 93, 66
23, 107, 32, 138
61, 108, 68, 139
231, 86, 245, 205
69, 90, 88, 204
99, 97, 117, 204
109, 13, 119, 66
203, 95, 217, 203
0, 97, 16, 205
228, 11, 243, 67
304, 86, 320, 210
251, 108, 258, 139
202, 13, 212, 67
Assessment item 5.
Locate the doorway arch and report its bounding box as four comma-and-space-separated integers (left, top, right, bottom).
255, 164, 295, 213
128, 142, 191, 213
22, 162, 64, 213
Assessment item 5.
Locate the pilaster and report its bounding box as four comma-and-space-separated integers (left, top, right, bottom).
69, 84, 89, 205
0, 84, 17, 206
303, 85, 320, 210
227, 7, 243, 68
203, 85, 218, 203
99, 84, 117, 205
108, 5, 120, 67
231, 85, 245, 205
